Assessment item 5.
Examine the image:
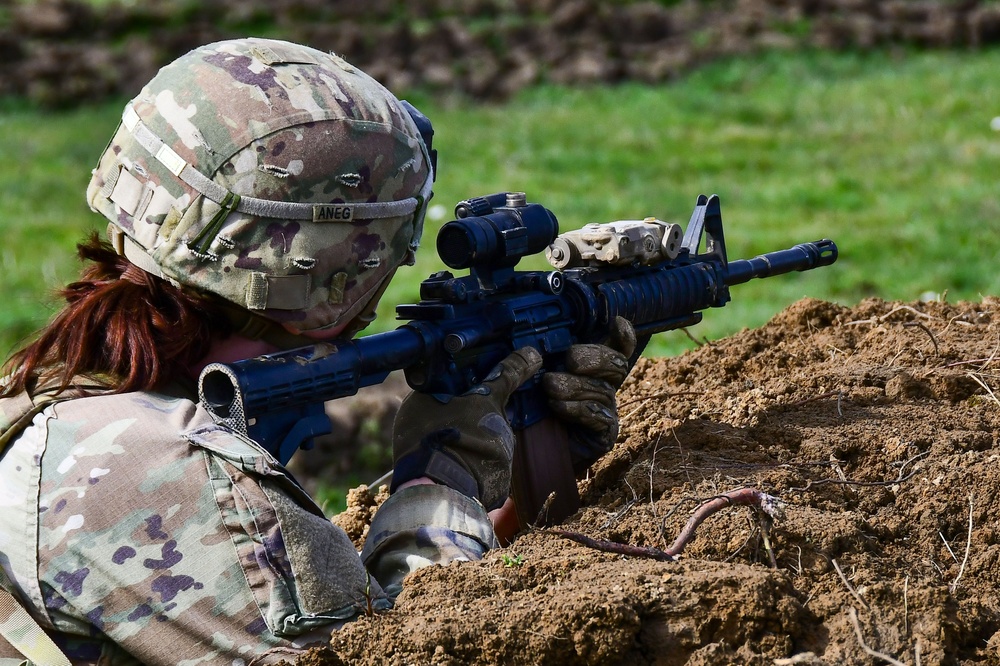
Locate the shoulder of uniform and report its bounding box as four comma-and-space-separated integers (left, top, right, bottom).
0, 392, 36, 430
183, 423, 278, 475
52, 390, 211, 430
47, 391, 290, 478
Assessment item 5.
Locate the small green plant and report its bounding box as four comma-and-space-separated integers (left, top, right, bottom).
500, 552, 525, 567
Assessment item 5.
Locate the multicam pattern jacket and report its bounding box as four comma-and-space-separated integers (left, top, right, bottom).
0, 387, 494, 665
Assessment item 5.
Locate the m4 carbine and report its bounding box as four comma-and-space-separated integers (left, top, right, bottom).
199, 193, 838, 529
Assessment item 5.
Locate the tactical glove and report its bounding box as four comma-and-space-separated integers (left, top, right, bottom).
541, 316, 637, 475
391, 347, 543, 510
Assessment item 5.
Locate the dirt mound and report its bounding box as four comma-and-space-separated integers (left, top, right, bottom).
297, 296, 1000, 664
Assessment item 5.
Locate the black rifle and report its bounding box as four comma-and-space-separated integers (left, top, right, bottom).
198, 193, 837, 528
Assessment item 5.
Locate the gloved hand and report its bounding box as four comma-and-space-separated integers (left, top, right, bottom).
390, 347, 543, 510
541, 316, 637, 475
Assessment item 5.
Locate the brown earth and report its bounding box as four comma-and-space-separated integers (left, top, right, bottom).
299, 296, 1000, 665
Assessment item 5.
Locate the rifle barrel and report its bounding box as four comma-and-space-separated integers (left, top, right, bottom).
724, 239, 838, 286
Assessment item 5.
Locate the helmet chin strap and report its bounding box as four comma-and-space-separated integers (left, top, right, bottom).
216, 269, 395, 351
215, 302, 319, 351
337, 266, 399, 338
274, 264, 401, 343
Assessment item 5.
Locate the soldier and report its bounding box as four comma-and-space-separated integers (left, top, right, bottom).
0, 38, 633, 665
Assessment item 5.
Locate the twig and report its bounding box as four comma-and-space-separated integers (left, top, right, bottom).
827, 343, 850, 358
778, 391, 843, 409
788, 451, 926, 493
887, 348, 907, 366
774, 655, 822, 665
980, 335, 1000, 372
968, 373, 1000, 407
364, 571, 375, 617
599, 467, 640, 529
649, 434, 662, 508
830, 457, 850, 486
790, 545, 804, 576
845, 305, 935, 326
895, 450, 930, 473
902, 321, 939, 356
599, 497, 637, 530
679, 327, 710, 347
532, 492, 557, 528
939, 532, 959, 564
675, 456, 837, 477
722, 525, 758, 564
941, 358, 991, 369
755, 506, 779, 569
666, 488, 784, 557
950, 493, 974, 594
788, 467, 920, 493
903, 575, 909, 635
925, 558, 944, 577
848, 607, 908, 666
623, 474, 638, 506
547, 487, 784, 561
941, 340, 1000, 370
670, 426, 693, 486
832, 558, 869, 610
660, 495, 702, 529
545, 527, 676, 561
601, 491, 638, 529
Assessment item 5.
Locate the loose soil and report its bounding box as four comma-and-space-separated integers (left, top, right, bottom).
302, 296, 1000, 665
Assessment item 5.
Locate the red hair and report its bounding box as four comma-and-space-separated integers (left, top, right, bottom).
1, 233, 232, 396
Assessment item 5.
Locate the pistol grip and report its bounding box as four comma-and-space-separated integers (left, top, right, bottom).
510, 417, 580, 532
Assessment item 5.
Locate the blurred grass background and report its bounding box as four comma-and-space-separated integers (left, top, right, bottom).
3, 47, 999, 360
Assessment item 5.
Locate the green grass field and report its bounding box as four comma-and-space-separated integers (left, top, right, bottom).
2, 47, 999, 361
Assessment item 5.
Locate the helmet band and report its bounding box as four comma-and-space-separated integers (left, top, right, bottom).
107, 223, 167, 281
122, 104, 424, 223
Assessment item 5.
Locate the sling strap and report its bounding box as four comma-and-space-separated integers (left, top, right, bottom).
0, 386, 98, 665
0, 545, 71, 666
0, 393, 50, 458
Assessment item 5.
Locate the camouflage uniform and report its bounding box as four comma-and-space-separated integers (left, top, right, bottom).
0, 38, 496, 665
0, 386, 493, 665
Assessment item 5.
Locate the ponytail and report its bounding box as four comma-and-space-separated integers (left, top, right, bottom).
1, 232, 232, 396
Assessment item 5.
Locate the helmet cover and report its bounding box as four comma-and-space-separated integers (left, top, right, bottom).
87, 38, 434, 335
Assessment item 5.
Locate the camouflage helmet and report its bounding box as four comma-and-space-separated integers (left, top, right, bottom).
87, 38, 435, 337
